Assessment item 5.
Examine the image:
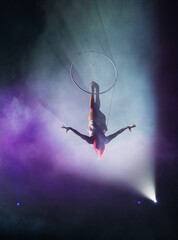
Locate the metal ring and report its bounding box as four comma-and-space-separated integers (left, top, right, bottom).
70, 51, 117, 94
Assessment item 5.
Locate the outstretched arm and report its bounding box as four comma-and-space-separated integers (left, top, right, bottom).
61, 125, 94, 144
105, 124, 136, 144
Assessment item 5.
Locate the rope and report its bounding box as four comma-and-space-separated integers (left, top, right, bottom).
80, 31, 87, 54
94, 0, 113, 61
96, 34, 117, 128
106, 83, 117, 128
94, 0, 117, 128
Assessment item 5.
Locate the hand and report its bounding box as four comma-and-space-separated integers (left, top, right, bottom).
61, 125, 70, 133
128, 124, 136, 132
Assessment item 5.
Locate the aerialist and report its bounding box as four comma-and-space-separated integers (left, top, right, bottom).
61, 82, 136, 159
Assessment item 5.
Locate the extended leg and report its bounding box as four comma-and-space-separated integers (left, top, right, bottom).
95, 83, 100, 110
95, 83, 108, 132
88, 82, 95, 122
89, 82, 107, 132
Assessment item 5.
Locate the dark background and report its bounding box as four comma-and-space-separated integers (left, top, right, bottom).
0, 0, 177, 239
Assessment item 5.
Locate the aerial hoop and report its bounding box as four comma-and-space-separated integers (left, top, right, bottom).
70, 51, 118, 94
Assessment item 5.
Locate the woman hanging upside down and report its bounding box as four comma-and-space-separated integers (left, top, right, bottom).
61, 82, 136, 159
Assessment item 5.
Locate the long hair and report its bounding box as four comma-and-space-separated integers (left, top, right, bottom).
93, 139, 105, 159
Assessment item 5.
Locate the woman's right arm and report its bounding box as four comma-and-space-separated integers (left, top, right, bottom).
61, 125, 94, 144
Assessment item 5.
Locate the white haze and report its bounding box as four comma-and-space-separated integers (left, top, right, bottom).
26, 0, 157, 201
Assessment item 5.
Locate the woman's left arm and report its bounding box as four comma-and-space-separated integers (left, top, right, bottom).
105, 124, 136, 144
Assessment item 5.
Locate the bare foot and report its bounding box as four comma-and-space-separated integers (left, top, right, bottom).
90, 81, 97, 91
90, 82, 99, 93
